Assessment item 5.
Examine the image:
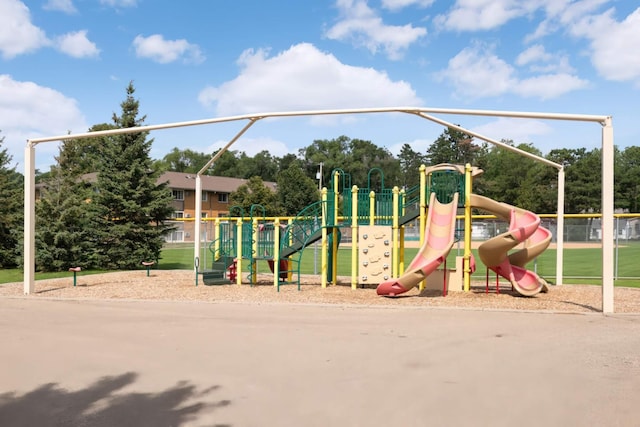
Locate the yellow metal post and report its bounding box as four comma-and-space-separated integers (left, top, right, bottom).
398, 189, 406, 275
273, 218, 280, 288
392, 186, 399, 278
251, 217, 258, 284
287, 218, 293, 282
332, 172, 340, 284
351, 185, 358, 289
213, 217, 220, 264
369, 191, 375, 226
419, 165, 427, 291
236, 218, 242, 285
464, 163, 472, 291
321, 188, 328, 288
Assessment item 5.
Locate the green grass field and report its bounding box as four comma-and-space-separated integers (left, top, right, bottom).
2, 241, 640, 287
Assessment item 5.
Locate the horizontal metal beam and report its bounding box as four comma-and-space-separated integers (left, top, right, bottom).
27, 107, 610, 145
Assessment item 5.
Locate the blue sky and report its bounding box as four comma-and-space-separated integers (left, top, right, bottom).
1, 0, 639, 171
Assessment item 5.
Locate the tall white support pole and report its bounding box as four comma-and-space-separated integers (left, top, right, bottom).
556, 167, 565, 286
194, 118, 259, 275
24, 144, 36, 294
601, 117, 615, 313
194, 175, 203, 271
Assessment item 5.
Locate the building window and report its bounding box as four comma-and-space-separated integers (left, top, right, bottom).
201, 212, 208, 219
172, 211, 184, 219
172, 190, 184, 201
218, 193, 228, 203
202, 191, 208, 202
164, 230, 184, 242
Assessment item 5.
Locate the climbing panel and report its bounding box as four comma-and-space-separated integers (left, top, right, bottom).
358, 225, 392, 285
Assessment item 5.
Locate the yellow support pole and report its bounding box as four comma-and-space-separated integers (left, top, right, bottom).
464, 163, 473, 292
213, 217, 220, 263
251, 217, 258, 284
398, 189, 405, 275
351, 185, 358, 289
419, 165, 427, 291
392, 186, 399, 278
287, 218, 293, 282
369, 191, 375, 226
332, 172, 340, 284
236, 217, 242, 285
321, 188, 328, 288
273, 218, 280, 288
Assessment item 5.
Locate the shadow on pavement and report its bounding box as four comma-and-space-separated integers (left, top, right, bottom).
0, 372, 231, 426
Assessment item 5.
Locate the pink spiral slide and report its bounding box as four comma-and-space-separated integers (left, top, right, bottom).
471, 194, 551, 296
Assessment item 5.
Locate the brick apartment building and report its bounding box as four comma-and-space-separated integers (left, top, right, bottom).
162, 171, 276, 242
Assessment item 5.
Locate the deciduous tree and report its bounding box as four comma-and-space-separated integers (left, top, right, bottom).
276, 162, 319, 215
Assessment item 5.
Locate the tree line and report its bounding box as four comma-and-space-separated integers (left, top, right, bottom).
1, 83, 637, 271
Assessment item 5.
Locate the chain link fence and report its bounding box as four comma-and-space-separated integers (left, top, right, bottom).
164, 215, 640, 281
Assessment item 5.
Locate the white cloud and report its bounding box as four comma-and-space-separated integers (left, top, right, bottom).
437, 43, 588, 99
434, 0, 536, 31
570, 7, 640, 84
133, 34, 205, 64
0, 0, 50, 59
55, 30, 100, 58
206, 137, 289, 158
381, 0, 434, 11
198, 43, 422, 116
43, 0, 77, 13
472, 118, 553, 149
436, 44, 517, 98
516, 73, 589, 99
516, 44, 552, 66
43, 0, 77, 14
0, 75, 88, 168
325, 0, 427, 60
516, 44, 575, 74
100, 0, 137, 7
387, 137, 434, 156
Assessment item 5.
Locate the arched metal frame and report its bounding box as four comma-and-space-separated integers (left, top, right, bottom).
24, 107, 614, 312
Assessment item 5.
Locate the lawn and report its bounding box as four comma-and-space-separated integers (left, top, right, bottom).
2, 241, 640, 287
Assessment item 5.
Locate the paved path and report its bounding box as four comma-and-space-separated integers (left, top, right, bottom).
1, 298, 639, 426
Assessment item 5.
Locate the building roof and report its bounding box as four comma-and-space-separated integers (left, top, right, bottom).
81, 171, 276, 193
159, 171, 276, 193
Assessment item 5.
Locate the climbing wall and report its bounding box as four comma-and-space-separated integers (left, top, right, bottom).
358, 225, 392, 285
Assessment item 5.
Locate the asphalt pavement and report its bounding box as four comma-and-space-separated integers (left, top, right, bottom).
1, 298, 639, 426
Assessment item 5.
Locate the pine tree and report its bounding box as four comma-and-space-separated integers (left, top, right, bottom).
0, 132, 23, 268
35, 163, 93, 271
90, 82, 174, 269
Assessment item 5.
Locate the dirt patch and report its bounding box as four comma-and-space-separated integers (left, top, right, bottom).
2, 270, 639, 314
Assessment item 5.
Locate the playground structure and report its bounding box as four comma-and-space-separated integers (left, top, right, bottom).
23, 106, 615, 312
201, 163, 552, 297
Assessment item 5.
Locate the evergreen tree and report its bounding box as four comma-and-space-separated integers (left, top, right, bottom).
90, 82, 174, 269
426, 127, 484, 166
35, 160, 93, 272
0, 132, 23, 268
397, 143, 425, 189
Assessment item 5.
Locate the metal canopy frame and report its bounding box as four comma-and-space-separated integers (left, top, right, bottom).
24, 106, 614, 312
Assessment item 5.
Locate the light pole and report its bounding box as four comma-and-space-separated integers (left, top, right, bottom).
316, 162, 323, 192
